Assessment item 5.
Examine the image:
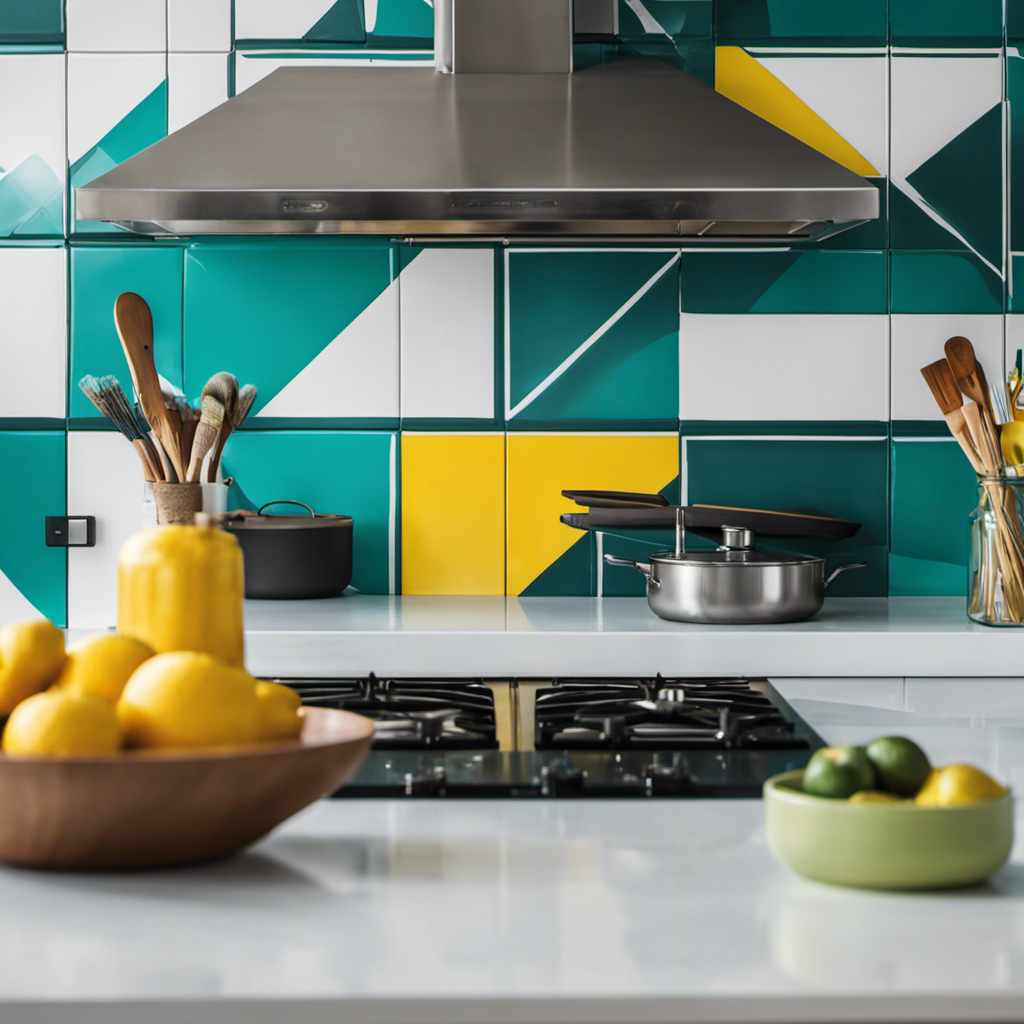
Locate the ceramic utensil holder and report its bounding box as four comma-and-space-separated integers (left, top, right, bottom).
201, 482, 229, 515
153, 482, 203, 526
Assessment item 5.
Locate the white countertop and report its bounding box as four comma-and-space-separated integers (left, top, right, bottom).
4, 686, 1024, 1024
239, 595, 1024, 678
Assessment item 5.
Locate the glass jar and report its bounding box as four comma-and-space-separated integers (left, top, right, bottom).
968, 477, 1024, 626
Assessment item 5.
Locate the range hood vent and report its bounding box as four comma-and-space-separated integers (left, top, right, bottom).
75, 0, 879, 240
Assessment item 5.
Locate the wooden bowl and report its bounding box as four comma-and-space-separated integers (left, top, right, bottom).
0, 708, 374, 871
765, 770, 1014, 890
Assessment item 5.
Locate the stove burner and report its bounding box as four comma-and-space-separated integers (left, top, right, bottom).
534, 676, 809, 752
281, 675, 499, 750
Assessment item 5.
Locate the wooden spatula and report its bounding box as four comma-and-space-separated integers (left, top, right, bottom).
114, 293, 186, 482
920, 359, 985, 474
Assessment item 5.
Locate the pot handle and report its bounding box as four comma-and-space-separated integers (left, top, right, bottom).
603, 553, 661, 589
824, 562, 867, 588
257, 499, 317, 517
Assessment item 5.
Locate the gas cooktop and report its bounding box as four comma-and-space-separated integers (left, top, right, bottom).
280, 675, 822, 799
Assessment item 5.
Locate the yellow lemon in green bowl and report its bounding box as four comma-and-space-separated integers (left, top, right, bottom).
765, 769, 1013, 890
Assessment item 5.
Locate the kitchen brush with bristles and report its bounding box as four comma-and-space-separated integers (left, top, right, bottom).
185, 373, 237, 482
79, 374, 163, 480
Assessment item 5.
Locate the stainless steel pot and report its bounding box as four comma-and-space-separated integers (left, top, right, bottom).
604, 525, 866, 624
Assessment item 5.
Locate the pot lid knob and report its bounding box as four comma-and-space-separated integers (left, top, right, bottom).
719, 525, 754, 551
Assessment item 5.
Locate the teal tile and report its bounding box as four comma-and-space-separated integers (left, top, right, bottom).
368, 0, 433, 43
506, 250, 679, 426
890, 54, 1002, 268
234, 0, 365, 44
184, 241, 397, 422
618, 1, 712, 40
0, 432, 66, 626
815, 180, 887, 252
890, 439, 977, 596
891, 0, 1003, 47
891, 252, 1002, 313
222, 430, 397, 595
684, 436, 889, 596
70, 245, 185, 423
714, 0, 887, 45
1010, 54, 1024, 254
1011, 0, 1024, 42
679, 250, 887, 313
0, 0, 63, 45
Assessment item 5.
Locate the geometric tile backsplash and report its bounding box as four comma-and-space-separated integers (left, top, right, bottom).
0, 0, 1014, 623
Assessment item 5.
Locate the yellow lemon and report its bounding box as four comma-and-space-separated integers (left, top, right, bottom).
2, 690, 121, 756
117, 651, 259, 750
849, 790, 905, 804
915, 764, 1007, 806
255, 681, 303, 741
53, 632, 155, 704
0, 618, 66, 715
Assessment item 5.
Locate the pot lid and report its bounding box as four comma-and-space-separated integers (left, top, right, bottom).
223, 512, 353, 530
650, 549, 823, 568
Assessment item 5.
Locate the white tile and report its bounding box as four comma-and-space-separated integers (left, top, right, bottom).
891, 55, 1001, 179
770, 678, 904, 711
890, 314, 1003, 420
0, 569, 44, 622
67, 432, 151, 629
233, 49, 431, 93
234, 0, 343, 41
904, 678, 1024, 720
67, 54, 167, 168
0, 248, 66, 419
400, 249, 495, 420
66, 0, 166, 52
0, 54, 65, 237
257, 280, 400, 419
679, 314, 889, 421
753, 53, 888, 176
168, 53, 229, 133
168, 0, 231, 51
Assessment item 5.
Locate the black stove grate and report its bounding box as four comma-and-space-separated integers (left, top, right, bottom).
533, 676, 810, 751
280, 674, 499, 750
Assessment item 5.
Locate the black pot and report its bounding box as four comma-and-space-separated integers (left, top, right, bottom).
222, 500, 353, 599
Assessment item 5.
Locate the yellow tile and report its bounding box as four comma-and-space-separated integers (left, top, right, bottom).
401, 433, 505, 595
507, 433, 679, 596
716, 46, 879, 177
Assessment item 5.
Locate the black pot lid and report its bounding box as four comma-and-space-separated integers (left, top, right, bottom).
223, 512, 353, 530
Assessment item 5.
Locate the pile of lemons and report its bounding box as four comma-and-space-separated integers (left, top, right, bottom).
0, 618, 302, 757
803, 735, 1007, 806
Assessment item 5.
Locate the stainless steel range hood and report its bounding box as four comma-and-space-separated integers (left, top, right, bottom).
75, 0, 879, 240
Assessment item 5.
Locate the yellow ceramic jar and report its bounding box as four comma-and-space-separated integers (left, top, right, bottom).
117, 515, 245, 666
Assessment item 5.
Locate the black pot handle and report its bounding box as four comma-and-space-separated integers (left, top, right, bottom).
257, 499, 317, 517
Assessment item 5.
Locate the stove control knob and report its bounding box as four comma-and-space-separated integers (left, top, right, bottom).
404, 766, 447, 796
541, 761, 586, 797
643, 762, 690, 796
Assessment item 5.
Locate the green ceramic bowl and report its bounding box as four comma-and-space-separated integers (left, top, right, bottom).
765, 770, 1014, 890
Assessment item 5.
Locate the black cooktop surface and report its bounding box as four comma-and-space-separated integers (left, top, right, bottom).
280, 675, 821, 799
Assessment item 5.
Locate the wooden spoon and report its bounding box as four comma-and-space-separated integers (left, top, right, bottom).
207, 383, 256, 482
114, 293, 186, 482
944, 336, 1001, 467
920, 359, 985, 474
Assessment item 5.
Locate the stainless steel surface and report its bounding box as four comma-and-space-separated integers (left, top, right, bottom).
603, 547, 868, 624
436, 0, 573, 74
719, 526, 755, 551
76, 58, 880, 238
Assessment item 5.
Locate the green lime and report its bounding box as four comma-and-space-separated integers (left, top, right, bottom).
803, 756, 863, 799
809, 745, 876, 792
866, 736, 932, 796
